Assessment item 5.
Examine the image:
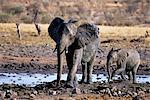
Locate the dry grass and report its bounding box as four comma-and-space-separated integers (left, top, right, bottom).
0, 23, 150, 47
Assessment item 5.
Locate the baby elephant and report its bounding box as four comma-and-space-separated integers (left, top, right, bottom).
106, 48, 140, 83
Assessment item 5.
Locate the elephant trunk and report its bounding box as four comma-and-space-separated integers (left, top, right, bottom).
106, 61, 112, 82
56, 43, 65, 86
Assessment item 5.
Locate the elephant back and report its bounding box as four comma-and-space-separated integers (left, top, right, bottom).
75, 23, 99, 48
48, 17, 65, 43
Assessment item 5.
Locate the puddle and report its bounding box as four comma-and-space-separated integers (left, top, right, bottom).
0, 73, 149, 87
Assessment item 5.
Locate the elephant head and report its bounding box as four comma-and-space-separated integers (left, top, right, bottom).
48, 17, 78, 86
106, 48, 120, 82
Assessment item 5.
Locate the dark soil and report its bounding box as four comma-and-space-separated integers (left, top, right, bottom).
0, 36, 150, 99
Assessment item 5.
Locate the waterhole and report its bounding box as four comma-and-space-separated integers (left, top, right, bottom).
0, 73, 149, 87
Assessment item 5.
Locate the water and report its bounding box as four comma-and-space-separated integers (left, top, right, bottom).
0, 73, 149, 87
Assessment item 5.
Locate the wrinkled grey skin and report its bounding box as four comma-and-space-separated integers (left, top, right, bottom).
48, 17, 100, 87
107, 48, 140, 83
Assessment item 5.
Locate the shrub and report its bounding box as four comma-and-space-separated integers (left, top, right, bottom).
41, 14, 52, 24
21, 15, 33, 23
2, 4, 24, 15
0, 13, 12, 23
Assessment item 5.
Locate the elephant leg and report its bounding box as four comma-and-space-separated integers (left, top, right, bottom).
80, 61, 87, 83
66, 50, 74, 88
120, 71, 127, 81
66, 49, 83, 88
87, 54, 95, 84
112, 63, 126, 79
112, 67, 125, 79
132, 64, 139, 83
127, 71, 133, 83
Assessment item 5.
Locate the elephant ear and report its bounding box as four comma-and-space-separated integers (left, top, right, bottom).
48, 17, 64, 43
75, 23, 99, 48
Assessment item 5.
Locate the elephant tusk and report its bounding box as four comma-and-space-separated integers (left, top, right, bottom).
65, 47, 68, 53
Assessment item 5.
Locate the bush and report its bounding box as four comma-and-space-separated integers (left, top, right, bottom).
21, 15, 33, 23
41, 14, 52, 24
2, 4, 24, 15
0, 13, 12, 23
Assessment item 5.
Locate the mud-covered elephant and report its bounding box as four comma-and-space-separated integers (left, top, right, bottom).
106, 48, 140, 83
48, 17, 100, 87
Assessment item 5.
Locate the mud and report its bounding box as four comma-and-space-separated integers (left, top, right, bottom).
0, 36, 150, 99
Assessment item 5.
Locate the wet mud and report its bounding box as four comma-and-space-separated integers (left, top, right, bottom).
0, 36, 150, 99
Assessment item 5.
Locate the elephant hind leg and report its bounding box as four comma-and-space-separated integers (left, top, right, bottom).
80, 61, 87, 84
87, 54, 95, 84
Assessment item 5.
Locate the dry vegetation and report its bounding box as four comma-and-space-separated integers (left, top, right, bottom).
0, 23, 149, 47
0, 0, 150, 26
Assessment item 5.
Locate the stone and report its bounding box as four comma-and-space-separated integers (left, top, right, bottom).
0, 91, 5, 99
105, 88, 112, 96
113, 91, 118, 97
132, 92, 138, 98
33, 90, 38, 95
117, 90, 122, 96
111, 86, 117, 92
138, 91, 145, 96
30, 93, 36, 98
72, 88, 81, 94
48, 90, 57, 95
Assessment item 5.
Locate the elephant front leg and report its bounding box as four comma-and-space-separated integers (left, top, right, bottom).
66, 49, 83, 88
112, 63, 126, 79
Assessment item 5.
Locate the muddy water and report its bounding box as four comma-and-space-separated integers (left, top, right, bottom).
0, 73, 149, 87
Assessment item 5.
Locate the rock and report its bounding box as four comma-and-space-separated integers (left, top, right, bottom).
132, 92, 138, 98
5, 90, 13, 98
132, 95, 143, 100
100, 89, 105, 93
0, 91, 5, 99
113, 91, 118, 97
111, 86, 117, 92
33, 90, 38, 95
72, 88, 81, 94
147, 89, 150, 93
30, 93, 36, 99
105, 88, 112, 96
117, 90, 122, 96
138, 91, 145, 96
127, 91, 133, 96
48, 90, 57, 95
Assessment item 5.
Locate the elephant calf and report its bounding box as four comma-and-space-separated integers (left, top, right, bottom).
106, 48, 140, 83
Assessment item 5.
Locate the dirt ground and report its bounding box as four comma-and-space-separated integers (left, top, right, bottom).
0, 31, 150, 99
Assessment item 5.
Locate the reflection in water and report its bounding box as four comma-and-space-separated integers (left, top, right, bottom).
0, 73, 149, 87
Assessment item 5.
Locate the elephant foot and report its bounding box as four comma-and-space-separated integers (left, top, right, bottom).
133, 80, 137, 84
79, 79, 92, 84
86, 79, 92, 84
79, 79, 86, 84
65, 81, 74, 88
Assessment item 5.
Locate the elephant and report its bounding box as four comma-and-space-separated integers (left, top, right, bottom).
48, 17, 100, 87
106, 48, 140, 83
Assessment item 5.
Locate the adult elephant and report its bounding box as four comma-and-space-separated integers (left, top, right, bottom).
48, 17, 100, 87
